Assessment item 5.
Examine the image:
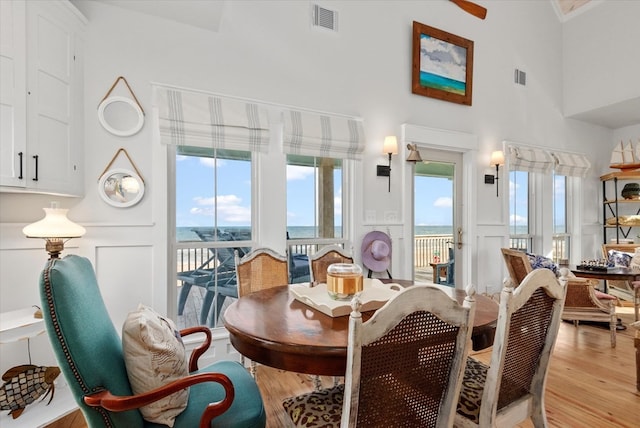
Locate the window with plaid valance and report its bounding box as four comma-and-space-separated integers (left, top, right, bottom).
506, 144, 590, 177
507, 145, 554, 174
550, 151, 591, 177
282, 109, 366, 160
154, 85, 270, 152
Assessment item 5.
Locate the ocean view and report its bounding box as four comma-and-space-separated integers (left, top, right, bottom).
419, 71, 465, 95
177, 225, 455, 242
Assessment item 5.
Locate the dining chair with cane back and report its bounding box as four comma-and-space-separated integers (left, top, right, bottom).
235, 247, 289, 297
234, 247, 290, 378
282, 284, 477, 428
501, 248, 617, 347
455, 268, 567, 427
307, 244, 354, 389
308, 244, 353, 284
39, 255, 266, 428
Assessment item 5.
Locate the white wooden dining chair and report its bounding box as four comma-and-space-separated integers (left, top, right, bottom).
282, 284, 476, 427
455, 268, 567, 427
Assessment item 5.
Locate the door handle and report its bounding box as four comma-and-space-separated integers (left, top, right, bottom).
18, 152, 23, 179
32, 155, 39, 181
457, 227, 463, 249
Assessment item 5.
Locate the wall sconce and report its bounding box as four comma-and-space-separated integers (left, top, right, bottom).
406, 143, 423, 162
485, 150, 505, 197
377, 136, 398, 192
23, 202, 86, 259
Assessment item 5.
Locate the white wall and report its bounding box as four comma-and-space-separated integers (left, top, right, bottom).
1, 1, 635, 369
563, 0, 640, 118
613, 124, 640, 146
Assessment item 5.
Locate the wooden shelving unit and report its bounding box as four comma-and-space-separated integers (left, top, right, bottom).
601, 171, 640, 244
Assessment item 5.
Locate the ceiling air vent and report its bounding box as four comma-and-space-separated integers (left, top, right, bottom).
514, 69, 526, 86
312, 4, 338, 31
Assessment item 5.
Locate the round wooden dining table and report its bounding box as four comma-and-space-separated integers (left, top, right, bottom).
223, 280, 499, 376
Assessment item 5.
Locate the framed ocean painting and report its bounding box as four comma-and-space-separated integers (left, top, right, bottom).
412, 21, 474, 106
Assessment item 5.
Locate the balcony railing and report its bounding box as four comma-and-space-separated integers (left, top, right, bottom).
413, 234, 454, 266
552, 234, 570, 264
175, 233, 569, 328
508, 234, 570, 264
176, 235, 456, 282
176, 234, 570, 281
509, 235, 531, 253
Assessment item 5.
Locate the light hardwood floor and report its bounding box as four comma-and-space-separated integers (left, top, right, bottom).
260, 311, 639, 428
46, 310, 639, 428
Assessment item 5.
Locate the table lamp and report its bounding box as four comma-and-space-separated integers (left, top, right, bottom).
23, 202, 86, 259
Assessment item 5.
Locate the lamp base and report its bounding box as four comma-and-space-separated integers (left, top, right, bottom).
45, 239, 64, 259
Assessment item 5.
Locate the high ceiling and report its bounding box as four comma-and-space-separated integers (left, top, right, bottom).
84, 0, 225, 32
557, 0, 592, 15
553, 0, 602, 21
79, 1, 599, 32
74, 0, 636, 129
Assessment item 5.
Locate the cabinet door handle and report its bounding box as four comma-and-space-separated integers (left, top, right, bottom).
18, 152, 23, 179
32, 155, 39, 181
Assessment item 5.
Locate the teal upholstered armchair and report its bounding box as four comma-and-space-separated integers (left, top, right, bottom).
39, 255, 266, 428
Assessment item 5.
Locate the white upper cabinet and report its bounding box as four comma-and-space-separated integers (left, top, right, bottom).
0, 0, 86, 196
0, 0, 27, 188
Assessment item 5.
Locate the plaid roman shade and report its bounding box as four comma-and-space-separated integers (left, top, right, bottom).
550, 151, 591, 177
507, 145, 554, 174
283, 110, 366, 159
154, 85, 270, 152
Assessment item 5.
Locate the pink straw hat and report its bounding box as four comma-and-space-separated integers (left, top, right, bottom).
361, 231, 391, 272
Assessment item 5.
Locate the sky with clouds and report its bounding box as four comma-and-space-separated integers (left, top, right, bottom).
176, 155, 565, 237
420, 34, 467, 82
176, 155, 450, 229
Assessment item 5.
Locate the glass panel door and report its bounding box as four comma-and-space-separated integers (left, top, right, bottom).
413, 149, 462, 285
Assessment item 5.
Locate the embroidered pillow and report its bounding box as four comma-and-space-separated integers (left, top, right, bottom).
607, 250, 633, 267
527, 253, 558, 275
122, 304, 189, 427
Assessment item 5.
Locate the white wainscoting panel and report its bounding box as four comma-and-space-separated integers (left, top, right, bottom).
475, 225, 509, 296
95, 245, 154, 331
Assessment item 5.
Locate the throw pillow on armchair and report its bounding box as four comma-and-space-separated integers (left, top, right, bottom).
526, 253, 558, 274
